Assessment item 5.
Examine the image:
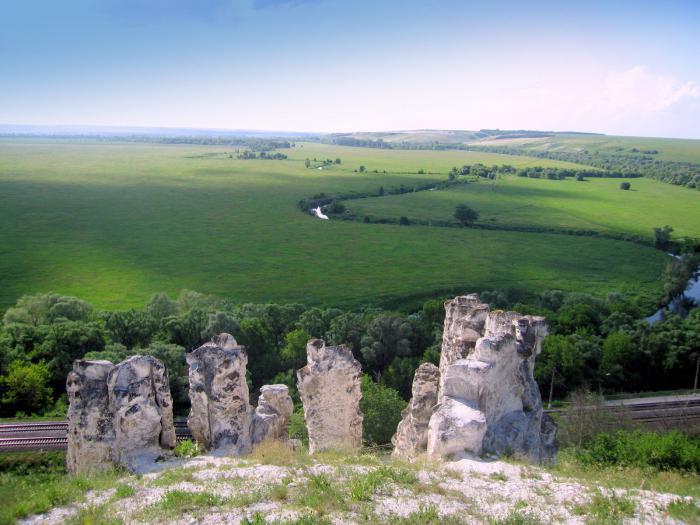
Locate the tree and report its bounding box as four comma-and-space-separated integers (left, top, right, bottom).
620, 182, 631, 190
304, 158, 311, 168
454, 204, 479, 226
653, 225, 674, 249
102, 309, 156, 348
334, 158, 341, 164
359, 165, 366, 173
360, 315, 413, 373
200, 311, 239, 341
145, 292, 177, 324
359, 375, 406, 445
325, 312, 369, 357
399, 216, 410, 226
0, 361, 53, 416
35, 320, 105, 393
280, 328, 310, 369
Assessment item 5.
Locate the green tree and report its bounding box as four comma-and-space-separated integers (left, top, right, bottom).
620, 181, 631, 190
304, 158, 311, 168
454, 204, 479, 226
360, 315, 413, 374
653, 225, 674, 249
359, 165, 366, 173
326, 312, 369, 358
280, 328, 310, 369
201, 311, 239, 341
359, 375, 406, 445
1, 361, 53, 415
35, 321, 105, 393
102, 309, 156, 348
145, 292, 177, 324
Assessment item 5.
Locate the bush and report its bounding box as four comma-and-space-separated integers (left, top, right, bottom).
454, 204, 478, 226
359, 375, 406, 446
574, 430, 700, 472
620, 182, 631, 190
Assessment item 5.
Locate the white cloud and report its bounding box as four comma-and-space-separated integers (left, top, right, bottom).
601, 65, 700, 116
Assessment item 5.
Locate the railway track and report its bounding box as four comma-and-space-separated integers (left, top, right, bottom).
0, 419, 192, 451
2, 396, 697, 452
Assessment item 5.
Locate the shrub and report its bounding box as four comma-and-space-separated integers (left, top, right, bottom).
173, 439, 199, 458
454, 204, 478, 226
574, 430, 700, 472
359, 375, 406, 445
620, 182, 631, 190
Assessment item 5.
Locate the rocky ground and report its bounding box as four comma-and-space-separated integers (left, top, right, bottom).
19, 445, 697, 525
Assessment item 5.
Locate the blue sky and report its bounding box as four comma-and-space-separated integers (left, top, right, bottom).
1, 0, 699, 138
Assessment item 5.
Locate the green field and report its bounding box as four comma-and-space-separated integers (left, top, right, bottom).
476, 134, 700, 164
348, 175, 700, 239
0, 139, 668, 311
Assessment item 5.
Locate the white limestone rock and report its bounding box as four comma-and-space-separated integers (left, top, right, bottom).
438, 294, 490, 397
391, 362, 440, 458
187, 333, 252, 454
251, 384, 294, 445
108, 355, 176, 471
66, 360, 115, 474
427, 397, 487, 458
423, 295, 556, 463
297, 339, 363, 454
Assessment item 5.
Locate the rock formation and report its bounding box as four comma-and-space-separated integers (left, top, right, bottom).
426, 297, 555, 462
66, 360, 115, 474
391, 362, 440, 458
438, 294, 490, 393
187, 333, 252, 454
297, 339, 363, 454
251, 384, 294, 445
108, 355, 176, 470
392, 295, 556, 463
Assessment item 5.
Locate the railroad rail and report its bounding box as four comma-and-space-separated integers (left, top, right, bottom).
2, 396, 697, 452
0, 419, 192, 451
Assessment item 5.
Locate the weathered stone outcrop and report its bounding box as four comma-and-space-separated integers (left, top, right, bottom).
426, 297, 554, 463
438, 294, 490, 397
251, 384, 294, 445
392, 362, 440, 458
391, 295, 556, 464
187, 334, 252, 454
66, 360, 115, 474
297, 339, 363, 454
108, 355, 176, 470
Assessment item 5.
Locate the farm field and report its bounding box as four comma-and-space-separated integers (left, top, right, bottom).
0, 139, 667, 311
347, 175, 700, 239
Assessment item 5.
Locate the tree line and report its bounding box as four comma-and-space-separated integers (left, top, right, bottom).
468, 145, 700, 190
1, 283, 698, 423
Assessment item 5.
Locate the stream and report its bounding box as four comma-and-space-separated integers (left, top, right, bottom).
646, 256, 700, 323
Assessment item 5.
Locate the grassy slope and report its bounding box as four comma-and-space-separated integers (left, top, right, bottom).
474, 133, 700, 164
348, 175, 700, 239
0, 140, 665, 310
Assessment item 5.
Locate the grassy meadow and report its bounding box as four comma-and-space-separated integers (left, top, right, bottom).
0, 139, 668, 311
347, 175, 700, 239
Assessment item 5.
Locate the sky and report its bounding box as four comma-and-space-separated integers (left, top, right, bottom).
1, 0, 700, 138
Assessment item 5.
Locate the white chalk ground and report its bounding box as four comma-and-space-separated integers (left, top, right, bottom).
20, 455, 696, 525
312, 207, 329, 220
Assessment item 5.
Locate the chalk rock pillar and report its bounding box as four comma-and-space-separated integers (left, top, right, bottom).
425, 295, 555, 463
251, 384, 294, 445
392, 362, 440, 458
187, 333, 252, 454
66, 360, 115, 474
438, 294, 490, 397
108, 355, 176, 470
297, 339, 363, 454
